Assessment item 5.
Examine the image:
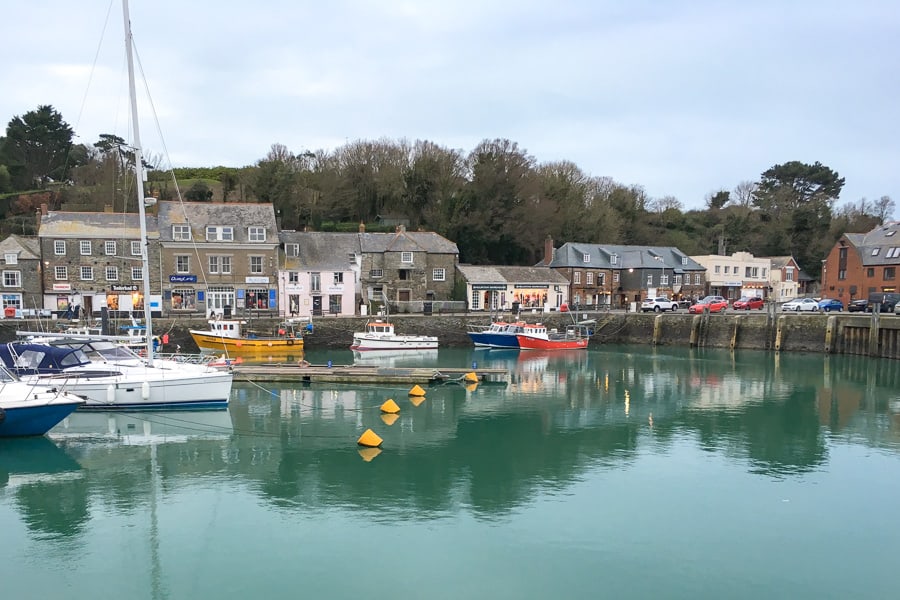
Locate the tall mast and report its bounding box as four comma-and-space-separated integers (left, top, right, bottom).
123, 0, 154, 362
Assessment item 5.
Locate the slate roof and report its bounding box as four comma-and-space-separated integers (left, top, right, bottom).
279, 231, 362, 271
0, 234, 40, 259
156, 201, 277, 243
547, 243, 705, 272
359, 230, 458, 254
845, 221, 900, 266
457, 264, 568, 284
768, 256, 797, 270
38, 211, 158, 239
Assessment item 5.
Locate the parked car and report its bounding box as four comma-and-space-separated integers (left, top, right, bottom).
641, 297, 678, 312
818, 298, 843, 312
848, 299, 869, 312
867, 292, 900, 313
733, 296, 764, 310
688, 295, 728, 314
782, 298, 819, 312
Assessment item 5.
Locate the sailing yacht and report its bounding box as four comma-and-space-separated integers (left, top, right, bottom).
2, 0, 234, 410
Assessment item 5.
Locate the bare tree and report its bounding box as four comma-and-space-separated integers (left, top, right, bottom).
875, 195, 895, 224
732, 180, 757, 208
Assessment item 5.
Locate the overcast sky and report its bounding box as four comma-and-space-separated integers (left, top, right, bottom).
2, 0, 897, 210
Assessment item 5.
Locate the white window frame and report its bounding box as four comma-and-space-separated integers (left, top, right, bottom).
105, 241, 116, 256
248, 227, 266, 242
613, 272, 620, 283
334, 272, 344, 284
105, 266, 119, 281
80, 266, 94, 281
401, 252, 413, 264
54, 240, 66, 256
173, 225, 192, 241
80, 240, 92, 256
432, 268, 445, 281
132, 267, 143, 281
586, 272, 594, 285
370, 269, 383, 278
4, 253, 17, 265
573, 272, 581, 284
3, 270, 22, 287
288, 272, 299, 283
610, 254, 618, 265
249, 256, 264, 274
583, 254, 590, 263
220, 256, 232, 275
55, 266, 68, 280
208, 256, 220, 274
286, 243, 299, 257
131, 240, 142, 255
176, 255, 190, 274
694, 274, 701, 285
206, 226, 234, 242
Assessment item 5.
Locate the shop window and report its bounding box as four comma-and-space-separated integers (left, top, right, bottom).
171, 288, 196, 310
246, 288, 269, 309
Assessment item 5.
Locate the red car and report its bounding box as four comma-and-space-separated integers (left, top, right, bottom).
688, 296, 729, 314
733, 296, 764, 310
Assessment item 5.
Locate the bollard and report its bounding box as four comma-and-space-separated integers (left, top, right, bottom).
327, 360, 333, 368
472, 361, 477, 369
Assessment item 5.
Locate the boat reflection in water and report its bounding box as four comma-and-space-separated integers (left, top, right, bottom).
351, 348, 439, 368
50, 410, 235, 445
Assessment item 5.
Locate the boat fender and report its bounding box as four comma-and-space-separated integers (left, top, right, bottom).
0, 406, 5, 423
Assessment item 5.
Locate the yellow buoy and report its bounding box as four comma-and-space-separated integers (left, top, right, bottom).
409, 396, 425, 407
380, 399, 400, 414
464, 372, 479, 383
381, 413, 399, 426
357, 428, 383, 447
409, 384, 426, 397
358, 447, 382, 462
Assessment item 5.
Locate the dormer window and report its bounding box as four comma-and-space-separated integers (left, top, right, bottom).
285, 243, 299, 257
206, 226, 234, 241
248, 226, 266, 242
4, 253, 16, 265
681, 256, 688, 265
611, 254, 618, 265
583, 254, 590, 263
173, 225, 192, 241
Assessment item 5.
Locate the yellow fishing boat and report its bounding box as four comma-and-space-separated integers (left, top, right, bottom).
189, 317, 309, 356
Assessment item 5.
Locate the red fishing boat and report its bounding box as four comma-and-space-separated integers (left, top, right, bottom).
515, 323, 591, 350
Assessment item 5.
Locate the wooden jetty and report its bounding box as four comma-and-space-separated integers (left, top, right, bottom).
231, 363, 509, 385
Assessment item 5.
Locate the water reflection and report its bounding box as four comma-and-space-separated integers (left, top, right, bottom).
1, 347, 899, 534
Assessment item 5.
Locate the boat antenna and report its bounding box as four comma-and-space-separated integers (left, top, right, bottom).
123, 0, 154, 363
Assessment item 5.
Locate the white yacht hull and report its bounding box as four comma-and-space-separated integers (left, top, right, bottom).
21, 369, 233, 410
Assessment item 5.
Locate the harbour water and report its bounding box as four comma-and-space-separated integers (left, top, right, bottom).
2, 345, 899, 599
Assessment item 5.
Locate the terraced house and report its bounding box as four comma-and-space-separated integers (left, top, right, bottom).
542, 237, 706, 309
156, 201, 279, 317
36, 206, 161, 318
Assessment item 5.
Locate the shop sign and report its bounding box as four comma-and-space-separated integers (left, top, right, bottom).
514, 284, 549, 289
472, 283, 506, 290
52, 283, 71, 291
170, 275, 197, 283
245, 276, 270, 284
111, 284, 139, 292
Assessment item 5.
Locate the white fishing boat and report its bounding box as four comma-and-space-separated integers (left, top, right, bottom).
350, 320, 439, 351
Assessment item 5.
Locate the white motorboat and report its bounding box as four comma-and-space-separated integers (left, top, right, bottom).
350, 320, 439, 351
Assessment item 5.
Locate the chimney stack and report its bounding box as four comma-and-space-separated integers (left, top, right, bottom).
544, 235, 555, 265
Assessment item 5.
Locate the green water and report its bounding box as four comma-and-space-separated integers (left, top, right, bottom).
2, 346, 899, 599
